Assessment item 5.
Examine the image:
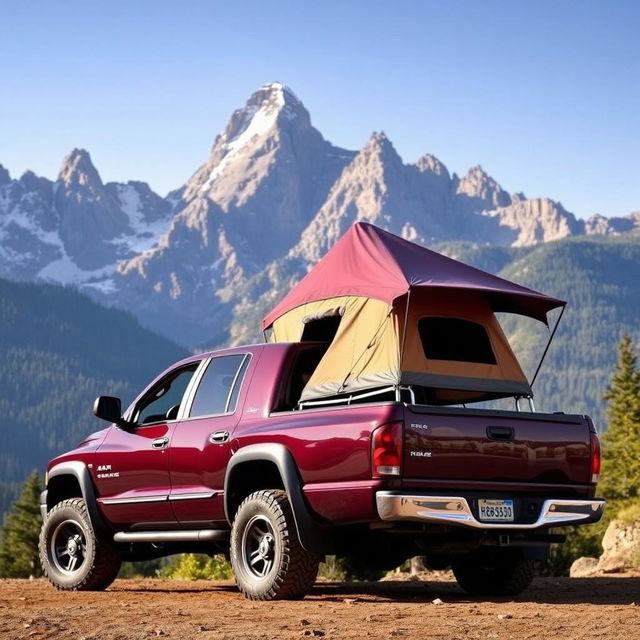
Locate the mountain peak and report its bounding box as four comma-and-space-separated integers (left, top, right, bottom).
457, 163, 510, 209
368, 130, 391, 144
218, 82, 308, 147
57, 148, 102, 188
0, 163, 10, 186
259, 81, 302, 105
415, 153, 449, 178
363, 131, 400, 158
183, 82, 328, 205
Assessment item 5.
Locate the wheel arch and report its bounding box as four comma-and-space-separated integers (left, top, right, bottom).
45, 461, 111, 543
224, 443, 331, 554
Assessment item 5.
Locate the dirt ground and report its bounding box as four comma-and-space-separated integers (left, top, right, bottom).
1, 573, 639, 640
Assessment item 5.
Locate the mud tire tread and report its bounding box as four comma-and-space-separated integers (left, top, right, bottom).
39, 498, 121, 591
230, 489, 319, 601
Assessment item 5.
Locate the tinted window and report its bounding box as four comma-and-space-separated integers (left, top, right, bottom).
418, 317, 497, 364
135, 364, 199, 425
190, 355, 247, 418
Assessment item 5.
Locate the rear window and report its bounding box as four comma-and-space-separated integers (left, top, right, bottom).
189, 354, 249, 417
418, 317, 497, 365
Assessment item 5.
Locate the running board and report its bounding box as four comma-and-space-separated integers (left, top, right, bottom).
113, 530, 229, 543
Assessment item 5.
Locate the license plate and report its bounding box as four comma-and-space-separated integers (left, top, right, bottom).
478, 499, 514, 522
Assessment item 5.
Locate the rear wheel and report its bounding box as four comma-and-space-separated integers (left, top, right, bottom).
451, 548, 535, 596
230, 490, 319, 600
39, 498, 121, 591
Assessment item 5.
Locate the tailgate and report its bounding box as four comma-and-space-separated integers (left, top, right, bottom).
403, 406, 591, 485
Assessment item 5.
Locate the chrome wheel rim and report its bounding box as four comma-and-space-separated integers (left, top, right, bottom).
241, 515, 277, 579
50, 519, 87, 575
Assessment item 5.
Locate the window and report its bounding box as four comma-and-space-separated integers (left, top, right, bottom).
418, 317, 497, 365
189, 354, 249, 418
135, 364, 199, 425
301, 315, 341, 342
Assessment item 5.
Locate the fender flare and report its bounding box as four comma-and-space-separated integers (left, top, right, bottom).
224, 443, 331, 554
46, 461, 112, 543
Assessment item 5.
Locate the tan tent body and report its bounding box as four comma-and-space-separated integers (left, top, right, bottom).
265, 223, 565, 404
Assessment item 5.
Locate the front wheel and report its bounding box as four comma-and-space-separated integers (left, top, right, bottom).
230, 490, 319, 600
451, 548, 535, 596
39, 498, 121, 591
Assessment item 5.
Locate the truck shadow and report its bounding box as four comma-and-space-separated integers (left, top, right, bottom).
116, 576, 640, 605
308, 576, 640, 606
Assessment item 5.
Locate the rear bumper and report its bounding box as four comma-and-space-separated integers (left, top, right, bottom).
376, 492, 605, 530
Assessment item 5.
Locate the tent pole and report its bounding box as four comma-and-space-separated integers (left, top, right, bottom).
399, 288, 412, 368
530, 304, 565, 389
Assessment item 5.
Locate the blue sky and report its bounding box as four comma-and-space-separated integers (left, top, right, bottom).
0, 0, 638, 218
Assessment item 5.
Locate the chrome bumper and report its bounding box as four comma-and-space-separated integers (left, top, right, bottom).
376, 492, 605, 530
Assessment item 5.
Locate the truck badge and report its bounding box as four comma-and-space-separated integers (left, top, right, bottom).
97, 464, 120, 479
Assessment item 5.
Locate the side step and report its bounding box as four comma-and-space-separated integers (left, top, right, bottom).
113, 530, 229, 543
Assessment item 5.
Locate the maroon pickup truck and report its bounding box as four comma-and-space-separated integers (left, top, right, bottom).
39, 340, 604, 600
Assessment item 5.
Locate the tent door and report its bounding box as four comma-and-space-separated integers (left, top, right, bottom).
301, 315, 341, 342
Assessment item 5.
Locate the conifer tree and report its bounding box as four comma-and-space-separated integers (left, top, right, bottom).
600, 335, 640, 500
0, 471, 43, 577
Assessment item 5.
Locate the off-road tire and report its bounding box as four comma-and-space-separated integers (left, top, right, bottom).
230, 490, 319, 600
39, 498, 121, 591
451, 548, 535, 596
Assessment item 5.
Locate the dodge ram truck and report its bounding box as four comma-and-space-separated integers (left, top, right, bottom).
39, 340, 604, 600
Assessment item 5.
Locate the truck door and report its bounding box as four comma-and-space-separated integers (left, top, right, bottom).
168, 353, 251, 526
94, 362, 200, 527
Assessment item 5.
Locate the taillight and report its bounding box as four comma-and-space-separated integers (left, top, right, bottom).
590, 432, 601, 484
372, 422, 402, 477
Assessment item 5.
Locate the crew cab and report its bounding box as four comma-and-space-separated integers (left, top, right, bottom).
39, 340, 604, 600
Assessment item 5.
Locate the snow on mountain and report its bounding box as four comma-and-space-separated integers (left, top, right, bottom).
0, 150, 171, 285
177, 81, 355, 265
107, 82, 356, 343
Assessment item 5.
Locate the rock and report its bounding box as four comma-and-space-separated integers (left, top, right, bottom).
432, 598, 443, 605
596, 518, 640, 573
497, 614, 513, 620
598, 557, 626, 574
569, 556, 600, 578
410, 556, 426, 575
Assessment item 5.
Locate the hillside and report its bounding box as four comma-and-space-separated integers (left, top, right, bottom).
0, 279, 186, 517
498, 236, 640, 427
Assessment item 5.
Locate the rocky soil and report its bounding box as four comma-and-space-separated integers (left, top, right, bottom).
1, 573, 639, 640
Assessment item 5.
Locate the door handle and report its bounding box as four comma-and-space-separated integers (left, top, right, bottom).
151, 436, 169, 449
486, 426, 515, 441
209, 430, 230, 444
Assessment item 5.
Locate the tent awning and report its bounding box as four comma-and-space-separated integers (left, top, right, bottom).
263, 222, 564, 330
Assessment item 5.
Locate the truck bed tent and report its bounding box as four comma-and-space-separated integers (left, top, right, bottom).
263, 222, 565, 404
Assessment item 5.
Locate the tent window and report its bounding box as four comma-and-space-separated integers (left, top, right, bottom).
418, 317, 497, 365
301, 315, 341, 342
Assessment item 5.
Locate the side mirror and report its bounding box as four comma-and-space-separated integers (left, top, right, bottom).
93, 396, 123, 424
